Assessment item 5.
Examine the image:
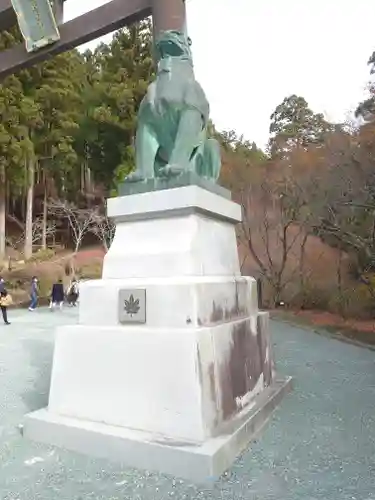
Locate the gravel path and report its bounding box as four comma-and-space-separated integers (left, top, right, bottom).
0, 307, 374, 499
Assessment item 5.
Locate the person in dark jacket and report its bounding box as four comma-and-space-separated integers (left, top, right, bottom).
67, 278, 79, 306
50, 279, 65, 310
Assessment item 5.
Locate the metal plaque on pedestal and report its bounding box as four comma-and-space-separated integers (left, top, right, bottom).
118, 289, 146, 324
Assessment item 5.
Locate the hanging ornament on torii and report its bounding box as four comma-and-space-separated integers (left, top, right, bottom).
0, 0, 187, 79
9, 0, 63, 53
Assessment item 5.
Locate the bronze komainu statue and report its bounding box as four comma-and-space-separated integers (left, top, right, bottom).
126, 30, 221, 183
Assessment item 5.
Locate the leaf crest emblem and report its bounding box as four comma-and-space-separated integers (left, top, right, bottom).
124, 294, 140, 317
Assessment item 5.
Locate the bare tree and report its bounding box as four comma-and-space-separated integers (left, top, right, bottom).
308, 130, 375, 272
48, 200, 96, 254
239, 178, 310, 307
6, 217, 56, 255
31, 217, 56, 247
90, 212, 115, 252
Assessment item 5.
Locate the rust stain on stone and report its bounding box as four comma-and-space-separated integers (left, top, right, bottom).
208, 281, 247, 326
195, 281, 250, 327
196, 347, 217, 405
208, 362, 217, 405
257, 313, 273, 386
220, 360, 237, 419
211, 301, 225, 323
233, 279, 240, 315
196, 350, 219, 430
219, 320, 264, 420
196, 346, 203, 387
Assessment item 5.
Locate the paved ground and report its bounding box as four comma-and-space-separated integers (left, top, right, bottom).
0, 307, 374, 499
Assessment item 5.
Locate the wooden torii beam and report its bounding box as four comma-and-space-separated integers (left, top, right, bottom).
0, 0, 17, 32
0, 0, 152, 79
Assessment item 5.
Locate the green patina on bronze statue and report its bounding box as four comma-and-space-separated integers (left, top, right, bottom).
126, 30, 221, 184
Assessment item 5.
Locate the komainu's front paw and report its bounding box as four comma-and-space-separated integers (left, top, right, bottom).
125, 171, 145, 183
158, 164, 184, 177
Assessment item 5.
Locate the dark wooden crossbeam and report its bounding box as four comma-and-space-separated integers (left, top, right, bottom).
0, 0, 151, 79
0, 0, 17, 32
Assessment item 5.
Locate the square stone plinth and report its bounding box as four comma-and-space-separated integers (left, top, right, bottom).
41, 313, 274, 443
24, 377, 292, 483
102, 186, 242, 279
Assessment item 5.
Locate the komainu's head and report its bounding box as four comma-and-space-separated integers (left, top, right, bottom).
154, 30, 192, 62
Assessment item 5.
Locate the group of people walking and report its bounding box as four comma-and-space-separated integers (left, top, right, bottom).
49, 278, 79, 310
0, 276, 80, 325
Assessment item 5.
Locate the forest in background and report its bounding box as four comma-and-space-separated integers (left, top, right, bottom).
0, 20, 375, 320
219, 79, 375, 319
0, 20, 153, 262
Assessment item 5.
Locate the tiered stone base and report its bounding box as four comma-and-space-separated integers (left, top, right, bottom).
25, 378, 290, 482
23, 185, 292, 482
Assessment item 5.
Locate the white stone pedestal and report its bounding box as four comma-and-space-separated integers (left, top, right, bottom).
24, 185, 292, 482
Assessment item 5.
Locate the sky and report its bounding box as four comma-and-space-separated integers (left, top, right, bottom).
64, 0, 375, 148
